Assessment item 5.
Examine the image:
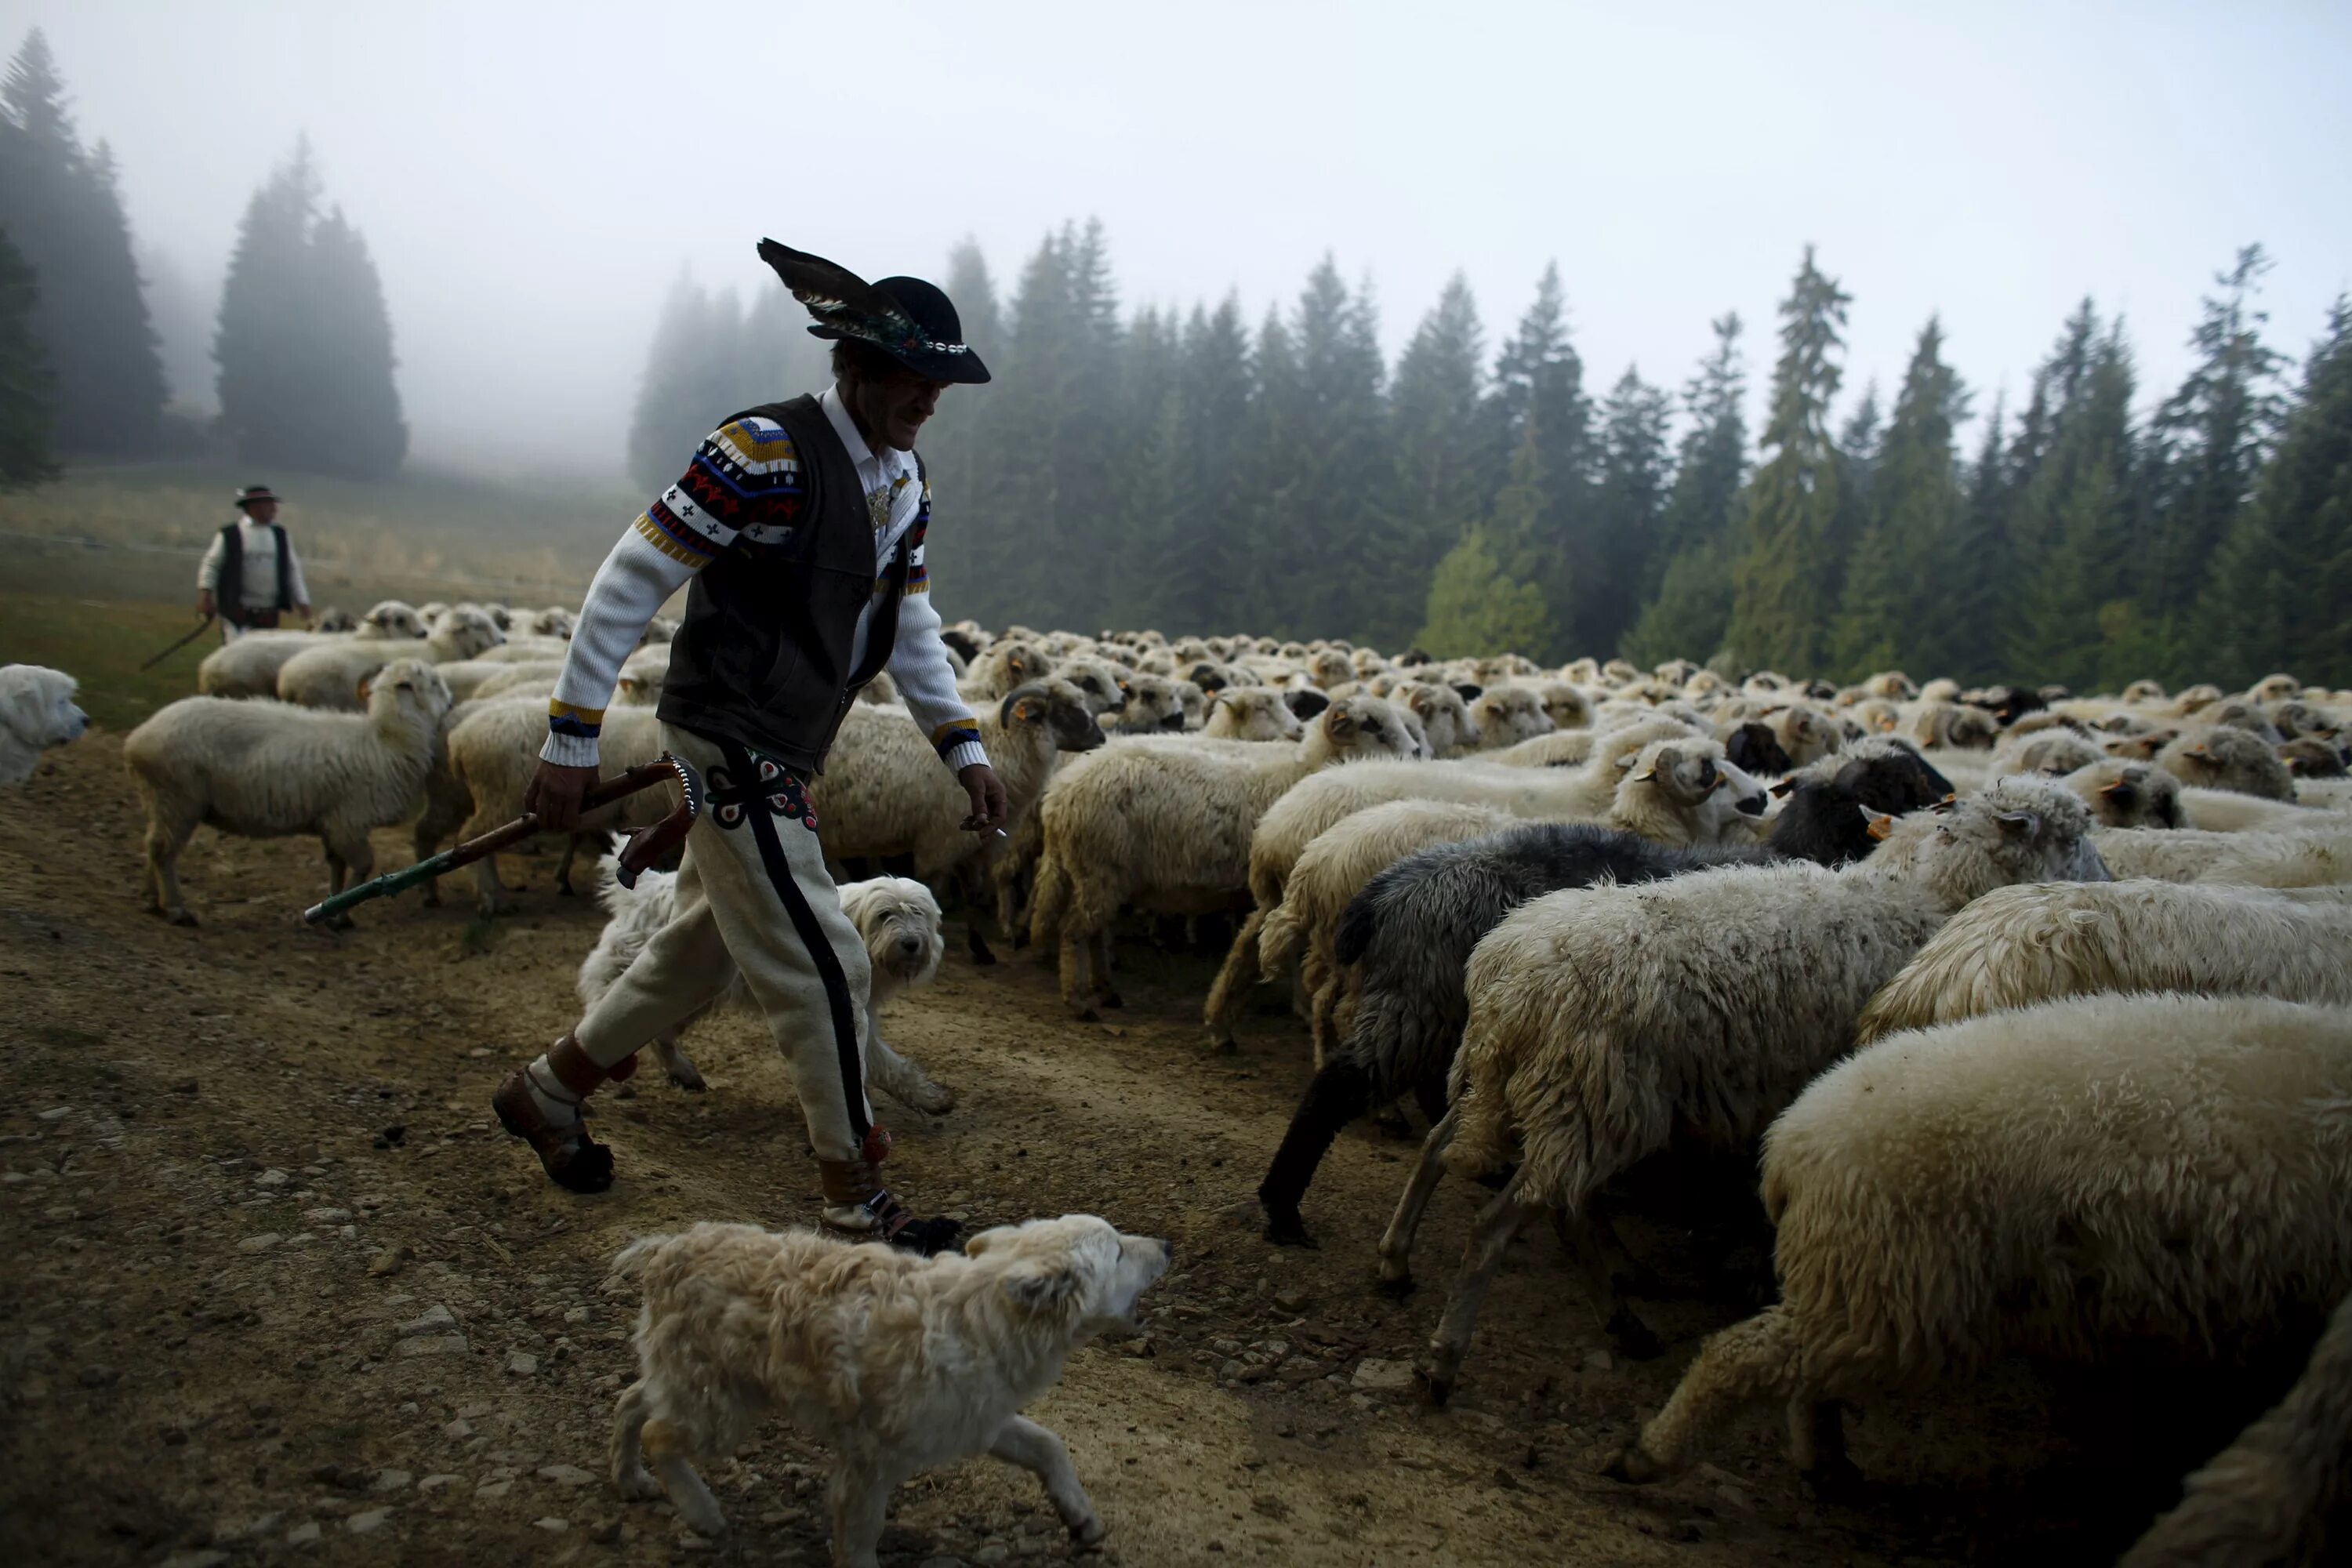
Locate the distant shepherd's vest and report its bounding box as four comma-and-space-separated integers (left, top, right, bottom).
216, 521, 294, 626
657, 393, 925, 776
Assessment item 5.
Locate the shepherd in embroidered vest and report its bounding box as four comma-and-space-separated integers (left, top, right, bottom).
492, 241, 1000, 1256
196, 485, 311, 642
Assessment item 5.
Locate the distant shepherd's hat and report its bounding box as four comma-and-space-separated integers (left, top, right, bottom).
756, 239, 991, 385
234, 485, 280, 509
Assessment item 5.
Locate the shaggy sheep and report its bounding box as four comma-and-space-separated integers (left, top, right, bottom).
194, 599, 426, 698
1468, 686, 1554, 750
1992, 727, 2105, 777
1905, 699, 2000, 750
2092, 826, 2337, 884
2060, 757, 2187, 829
1, 664, 86, 786
1254, 739, 1959, 1248
956, 640, 1055, 702
1769, 704, 1846, 766
2162, 727, 2297, 800
1391, 682, 1480, 757
577, 862, 953, 1111
124, 659, 453, 926
1854, 880, 2352, 1043
820, 680, 1104, 884
1406, 779, 2109, 1391
1201, 687, 1305, 742
2181, 787, 2322, 833
276, 606, 503, 710
2247, 673, 2303, 705
1610, 995, 2352, 1491
1028, 696, 1420, 1020
2198, 829, 2352, 891
2118, 1287, 2352, 1568
1534, 681, 1594, 731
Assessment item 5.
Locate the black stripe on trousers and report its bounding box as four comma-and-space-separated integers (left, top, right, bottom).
719, 739, 869, 1142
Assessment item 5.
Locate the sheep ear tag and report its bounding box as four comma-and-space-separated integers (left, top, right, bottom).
1930, 793, 1960, 814
2100, 780, 2132, 800
1862, 808, 1895, 841
1769, 779, 1796, 798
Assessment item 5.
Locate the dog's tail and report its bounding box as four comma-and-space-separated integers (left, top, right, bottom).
604, 1232, 675, 1292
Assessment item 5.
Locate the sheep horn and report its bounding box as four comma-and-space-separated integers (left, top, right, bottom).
302, 751, 706, 925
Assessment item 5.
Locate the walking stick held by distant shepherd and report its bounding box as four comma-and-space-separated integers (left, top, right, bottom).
302, 752, 706, 926
137, 613, 217, 671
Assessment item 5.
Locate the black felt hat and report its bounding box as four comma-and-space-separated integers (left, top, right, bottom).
234, 485, 279, 509
757, 239, 991, 385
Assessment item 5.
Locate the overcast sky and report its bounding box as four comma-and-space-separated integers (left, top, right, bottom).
14, 0, 2351, 477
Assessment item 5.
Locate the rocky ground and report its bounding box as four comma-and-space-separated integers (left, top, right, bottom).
1, 734, 2265, 1566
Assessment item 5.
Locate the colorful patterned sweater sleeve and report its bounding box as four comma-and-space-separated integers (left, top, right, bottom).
884, 478, 990, 775
538, 418, 798, 767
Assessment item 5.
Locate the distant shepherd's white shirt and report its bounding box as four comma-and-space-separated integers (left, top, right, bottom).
197, 516, 310, 610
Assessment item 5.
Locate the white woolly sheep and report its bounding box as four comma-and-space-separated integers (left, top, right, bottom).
1200, 735, 1771, 1052
194, 599, 426, 697
819, 680, 1103, 884
1468, 685, 1555, 750
2091, 825, 2350, 884
276, 607, 503, 710
1400, 778, 2110, 1392
1390, 682, 1480, 757
577, 862, 952, 1110
2180, 787, 2321, 833
1028, 696, 1421, 1020
1201, 687, 1305, 742
1905, 699, 1999, 750
1854, 880, 2352, 1043
444, 702, 672, 914
1102, 673, 1188, 734
2162, 727, 2297, 801
1992, 726, 2104, 777
440, 659, 567, 702
2118, 1286, 2352, 1568
528, 606, 576, 638
124, 659, 453, 925
959, 639, 1055, 702
1917, 677, 1962, 705
465, 632, 571, 665
1611, 994, 2352, 1491
1769, 703, 1846, 766
1534, 681, 1595, 731
2246, 673, 2303, 705
2060, 757, 2187, 829
1, 664, 86, 786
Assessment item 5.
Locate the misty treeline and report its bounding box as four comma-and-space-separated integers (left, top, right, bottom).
0, 30, 405, 484
633, 224, 2352, 692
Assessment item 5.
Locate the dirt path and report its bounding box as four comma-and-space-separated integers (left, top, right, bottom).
2, 735, 2218, 1566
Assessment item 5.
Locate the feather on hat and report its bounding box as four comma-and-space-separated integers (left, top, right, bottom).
757, 239, 991, 384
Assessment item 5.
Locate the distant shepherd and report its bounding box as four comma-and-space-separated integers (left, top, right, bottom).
196, 484, 310, 641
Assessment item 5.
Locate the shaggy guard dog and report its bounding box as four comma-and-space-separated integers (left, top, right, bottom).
0, 664, 87, 786
577, 862, 954, 1112
608, 1215, 1171, 1565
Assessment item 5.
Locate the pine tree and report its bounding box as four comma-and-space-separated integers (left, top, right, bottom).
0, 224, 56, 485
2198, 298, 2352, 688
1569, 365, 1671, 657
1418, 508, 1550, 660
1723, 248, 1849, 673
1265, 257, 1387, 640
1831, 320, 1966, 678
2006, 321, 2141, 688
1622, 314, 1747, 667
215, 139, 405, 478
0, 31, 166, 453
2142, 245, 2289, 631
1160, 295, 1254, 630
1380, 273, 1488, 646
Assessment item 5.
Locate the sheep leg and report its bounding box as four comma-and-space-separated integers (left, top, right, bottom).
143, 810, 201, 925
1202, 908, 1267, 1051
1606, 1304, 1806, 1485
469, 841, 521, 916
1552, 1209, 1664, 1361
1258, 1056, 1374, 1246
1375, 1102, 1461, 1295
1305, 965, 1339, 1069
1058, 922, 1100, 1023
319, 829, 374, 930
1416, 1167, 1535, 1406
1091, 925, 1121, 1009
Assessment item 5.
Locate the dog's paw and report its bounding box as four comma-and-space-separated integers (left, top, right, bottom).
900, 1077, 956, 1114
615, 1465, 662, 1501
1069, 1513, 1107, 1548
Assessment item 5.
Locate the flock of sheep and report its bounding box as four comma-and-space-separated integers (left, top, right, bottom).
92, 598, 2352, 1562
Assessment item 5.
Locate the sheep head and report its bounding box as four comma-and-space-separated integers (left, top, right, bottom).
1000, 680, 1105, 754
1316, 696, 1417, 763
1871, 777, 2109, 906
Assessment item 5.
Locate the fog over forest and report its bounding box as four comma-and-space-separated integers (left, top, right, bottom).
16, 0, 2352, 473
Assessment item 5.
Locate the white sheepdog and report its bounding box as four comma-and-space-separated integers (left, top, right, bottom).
608, 1214, 1171, 1562
577, 860, 954, 1112
0, 664, 87, 786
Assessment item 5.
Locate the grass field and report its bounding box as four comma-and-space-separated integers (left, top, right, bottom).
1, 458, 649, 731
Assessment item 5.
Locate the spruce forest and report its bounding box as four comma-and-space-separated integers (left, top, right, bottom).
630, 223, 2352, 693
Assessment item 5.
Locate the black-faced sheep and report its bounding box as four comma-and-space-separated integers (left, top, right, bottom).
1610, 995, 2352, 1493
